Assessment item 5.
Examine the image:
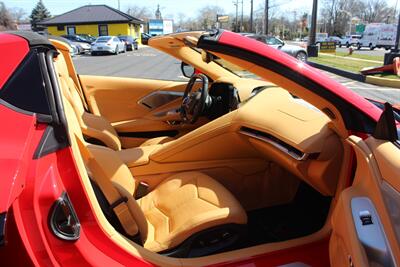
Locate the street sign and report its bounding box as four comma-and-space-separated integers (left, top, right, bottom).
320, 41, 336, 53
356, 24, 365, 34
217, 15, 229, 23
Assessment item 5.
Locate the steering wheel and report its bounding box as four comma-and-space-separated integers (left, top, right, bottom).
180, 74, 209, 124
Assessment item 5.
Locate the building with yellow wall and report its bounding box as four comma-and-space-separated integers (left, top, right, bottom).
37, 5, 143, 43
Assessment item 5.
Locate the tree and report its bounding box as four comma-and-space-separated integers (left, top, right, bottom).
30, 0, 50, 31
197, 5, 224, 30
126, 5, 151, 21
0, 2, 16, 31
361, 0, 395, 23
10, 7, 26, 23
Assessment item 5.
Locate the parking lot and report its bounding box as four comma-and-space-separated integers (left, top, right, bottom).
73, 46, 400, 104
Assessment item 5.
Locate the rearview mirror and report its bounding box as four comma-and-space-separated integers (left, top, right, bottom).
181, 62, 195, 78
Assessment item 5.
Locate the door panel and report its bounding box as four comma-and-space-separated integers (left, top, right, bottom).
330, 136, 400, 267
80, 75, 187, 122
79, 75, 204, 147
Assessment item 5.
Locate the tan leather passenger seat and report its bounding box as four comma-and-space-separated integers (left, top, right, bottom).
51, 39, 173, 149
85, 144, 247, 253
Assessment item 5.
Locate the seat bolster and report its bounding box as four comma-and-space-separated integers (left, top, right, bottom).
82, 112, 122, 151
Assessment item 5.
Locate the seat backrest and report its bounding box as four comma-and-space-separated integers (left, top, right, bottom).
51, 40, 122, 151
51, 44, 148, 242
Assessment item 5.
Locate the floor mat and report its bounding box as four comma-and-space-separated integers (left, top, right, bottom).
239, 182, 332, 248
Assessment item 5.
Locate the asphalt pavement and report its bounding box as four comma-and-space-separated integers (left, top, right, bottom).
73, 46, 399, 104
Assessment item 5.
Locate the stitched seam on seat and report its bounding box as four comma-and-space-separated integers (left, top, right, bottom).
152, 199, 171, 234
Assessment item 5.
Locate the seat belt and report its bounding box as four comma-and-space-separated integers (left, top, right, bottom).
68, 77, 90, 112
76, 137, 139, 237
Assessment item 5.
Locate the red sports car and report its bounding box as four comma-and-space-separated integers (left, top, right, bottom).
0, 30, 399, 267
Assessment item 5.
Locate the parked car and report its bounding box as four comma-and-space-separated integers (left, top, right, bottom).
339, 35, 361, 47
48, 35, 79, 57
315, 32, 329, 43
91, 36, 126, 55
71, 41, 91, 54
357, 23, 396, 50
326, 36, 342, 45
243, 34, 308, 61
77, 34, 96, 43
118, 35, 138, 51
141, 32, 152, 45
61, 34, 92, 44
0, 30, 399, 267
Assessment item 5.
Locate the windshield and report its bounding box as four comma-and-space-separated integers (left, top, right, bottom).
191, 48, 261, 79
96, 37, 111, 43
119, 36, 127, 41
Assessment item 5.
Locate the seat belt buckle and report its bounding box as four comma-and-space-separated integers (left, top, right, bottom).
109, 196, 128, 214
135, 181, 149, 199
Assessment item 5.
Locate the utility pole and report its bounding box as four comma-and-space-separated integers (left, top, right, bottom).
240, 0, 244, 32
384, 9, 400, 64
307, 0, 318, 57
264, 0, 269, 35
118, 0, 120, 10
250, 0, 254, 32
234, 0, 239, 32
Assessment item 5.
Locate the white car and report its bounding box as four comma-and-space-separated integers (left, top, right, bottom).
339, 35, 361, 48
91, 36, 126, 55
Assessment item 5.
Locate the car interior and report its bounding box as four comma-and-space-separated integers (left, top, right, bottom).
48, 33, 399, 267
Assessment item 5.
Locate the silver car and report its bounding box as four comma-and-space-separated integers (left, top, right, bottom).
91, 36, 126, 55
243, 34, 308, 62
72, 41, 91, 54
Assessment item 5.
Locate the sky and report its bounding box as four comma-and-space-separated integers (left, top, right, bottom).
3, 0, 399, 20
3, 0, 313, 20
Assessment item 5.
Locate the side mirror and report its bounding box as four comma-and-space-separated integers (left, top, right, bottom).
181, 62, 195, 78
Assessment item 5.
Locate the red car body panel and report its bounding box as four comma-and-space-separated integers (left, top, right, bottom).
0, 31, 395, 266
0, 105, 41, 213
0, 33, 29, 90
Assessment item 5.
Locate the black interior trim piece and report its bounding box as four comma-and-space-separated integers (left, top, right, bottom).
48, 192, 80, 241
160, 224, 245, 258
45, 50, 69, 144
0, 50, 52, 115
0, 212, 6, 246
90, 180, 142, 245
33, 125, 69, 159
198, 31, 376, 133
118, 130, 179, 138
235, 182, 331, 250
33, 49, 70, 159
0, 98, 33, 116
373, 102, 398, 142
240, 126, 308, 160
38, 51, 59, 123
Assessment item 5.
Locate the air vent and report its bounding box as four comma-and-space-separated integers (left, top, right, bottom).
240, 126, 308, 160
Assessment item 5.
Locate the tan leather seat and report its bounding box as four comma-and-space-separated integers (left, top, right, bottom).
51, 39, 173, 150
84, 142, 248, 253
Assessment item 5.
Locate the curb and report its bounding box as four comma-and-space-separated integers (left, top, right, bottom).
365, 76, 400, 89
307, 61, 400, 89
